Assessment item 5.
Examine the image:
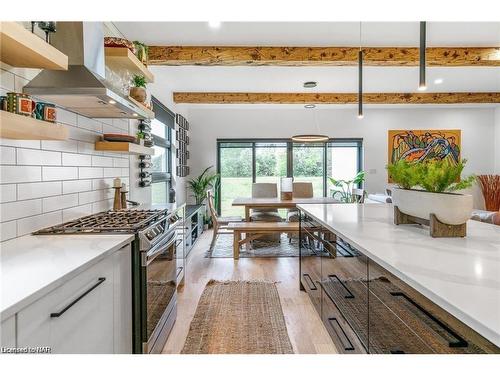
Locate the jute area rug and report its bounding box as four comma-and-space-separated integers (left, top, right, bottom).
181, 280, 294, 354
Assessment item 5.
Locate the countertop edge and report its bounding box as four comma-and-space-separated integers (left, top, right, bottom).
1, 235, 134, 320
297, 204, 500, 347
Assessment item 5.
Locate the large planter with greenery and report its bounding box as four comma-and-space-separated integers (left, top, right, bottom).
387, 159, 475, 226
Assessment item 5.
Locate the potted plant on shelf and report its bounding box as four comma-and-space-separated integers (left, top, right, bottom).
387, 159, 475, 233
133, 41, 149, 65
328, 171, 366, 202
129, 74, 147, 104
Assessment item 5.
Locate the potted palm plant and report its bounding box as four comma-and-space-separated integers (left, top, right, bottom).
187, 167, 219, 228
387, 159, 475, 226
328, 171, 365, 202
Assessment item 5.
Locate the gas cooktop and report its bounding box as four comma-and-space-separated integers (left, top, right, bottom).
32, 209, 170, 234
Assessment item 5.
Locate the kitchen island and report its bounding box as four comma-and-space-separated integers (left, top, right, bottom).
297, 203, 500, 354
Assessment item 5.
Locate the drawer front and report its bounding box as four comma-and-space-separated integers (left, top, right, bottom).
1, 315, 16, 349
17, 256, 114, 354
321, 289, 367, 354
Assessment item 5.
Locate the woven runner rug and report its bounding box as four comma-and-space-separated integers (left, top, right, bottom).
181, 280, 294, 354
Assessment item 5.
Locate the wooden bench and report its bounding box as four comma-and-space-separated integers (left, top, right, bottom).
228, 222, 299, 259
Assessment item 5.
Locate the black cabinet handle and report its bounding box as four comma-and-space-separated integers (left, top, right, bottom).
328, 275, 355, 298
303, 273, 317, 290
50, 277, 106, 318
328, 317, 355, 351
390, 292, 468, 348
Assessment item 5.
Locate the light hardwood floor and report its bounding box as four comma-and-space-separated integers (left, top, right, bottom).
162, 230, 337, 354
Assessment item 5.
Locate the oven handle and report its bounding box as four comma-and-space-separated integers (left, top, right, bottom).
146, 236, 176, 266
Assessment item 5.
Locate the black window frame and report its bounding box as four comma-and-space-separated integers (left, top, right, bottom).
150, 110, 174, 204
216, 138, 363, 214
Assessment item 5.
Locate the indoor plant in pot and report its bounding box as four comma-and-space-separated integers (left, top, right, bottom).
387, 159, 475, 235
328, 171, 365, 202
129, 74, 147, 104
187, 167, 220, 227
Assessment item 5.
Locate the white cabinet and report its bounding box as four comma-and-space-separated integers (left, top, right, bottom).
112, 245, 132, 353
1, 315, 16, 349
16, 244, 132, 354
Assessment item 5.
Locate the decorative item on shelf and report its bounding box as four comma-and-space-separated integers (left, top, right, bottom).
133, 41, 149, 65
104, 37, 136, 53
387, 159, 475, 237
476, 175, 500, 211
280, 177, 294, 200
103, 133, 137, 143
2, 92, 57, 123
175, 113, 190, 177
113, 178, 122, 211
129, 74, 147, 104
137, 130, 145, 146
328, 171, 366, 203
120, 183, 128, 209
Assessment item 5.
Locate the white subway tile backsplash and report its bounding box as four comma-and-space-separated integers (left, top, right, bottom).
42, 193, 79, 212
17, 211, 62, 236
77, 115, 103, 132
1, 63, 132, 241
78, 190, 104, 205
42, 139, 78, 153
62, 152, 92, 166
62, 179, 92, 194
79, 167, 103, 179
1, 220, 17, 241
103, 167, 123, 178
0, 146, 16, 164
17, 181, 62, 200
0, 184, 17, 203
62, 204, 92, 221
1, 165, 41, 183
56, 108, 78, 125
113, 157, 129, 168
0, 199, 42, 222
0, 139, 40, 149
42, 166, 78, 181
17, 148, 61, 166
92, 155, 113, 167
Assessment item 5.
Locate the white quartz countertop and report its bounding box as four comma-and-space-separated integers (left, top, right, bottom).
0, 234, 134, 319
297, 203, 500, 346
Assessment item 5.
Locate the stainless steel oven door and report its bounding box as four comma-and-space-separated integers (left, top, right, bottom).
144, 233, 177, 353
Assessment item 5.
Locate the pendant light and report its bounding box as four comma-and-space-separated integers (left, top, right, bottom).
358, 22, 364, 119
291, 105, 328, 143
418, 21, 427, 91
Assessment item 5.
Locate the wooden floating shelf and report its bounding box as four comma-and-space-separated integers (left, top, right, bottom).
127, 96, 155, 119
0, 111, 69, 140
0, 22, 68, 70
105, 47, 154, 83
95, 141, 155, 155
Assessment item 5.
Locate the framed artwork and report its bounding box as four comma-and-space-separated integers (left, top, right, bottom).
388, 129, 461, 181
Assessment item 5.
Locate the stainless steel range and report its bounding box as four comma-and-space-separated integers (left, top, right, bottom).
33, 208, 183, 354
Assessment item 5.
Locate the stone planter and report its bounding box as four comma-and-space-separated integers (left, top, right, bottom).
129, 86, 147, 103
392, 188, 473, 226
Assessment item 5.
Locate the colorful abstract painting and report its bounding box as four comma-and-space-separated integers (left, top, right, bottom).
388, 129, 461, 181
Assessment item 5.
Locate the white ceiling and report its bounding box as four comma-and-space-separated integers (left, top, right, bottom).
114, 22, 500, 46
115, 22, 499, 108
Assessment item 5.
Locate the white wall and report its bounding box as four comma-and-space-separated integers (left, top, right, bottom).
186, 106, 497, 208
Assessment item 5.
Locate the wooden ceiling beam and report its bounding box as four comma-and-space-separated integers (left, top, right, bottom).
173, 92, 500, 104
149, 46, 500, 66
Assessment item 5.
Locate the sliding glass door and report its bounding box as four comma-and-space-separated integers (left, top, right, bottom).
217, 139, 362, 215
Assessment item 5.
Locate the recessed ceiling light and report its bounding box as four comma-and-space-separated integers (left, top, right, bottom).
304, 104, 316, 109
434, 78, 444, 84
303, 81, 317, 88
208, 21, 221, 28
132, 113, 138, 117
108, 100, 116, 104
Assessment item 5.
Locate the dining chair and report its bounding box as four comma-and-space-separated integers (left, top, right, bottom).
352, 188, 365, 203
287, 182, 314, 222
207, 191, 243, 250
250, 183, 282, 222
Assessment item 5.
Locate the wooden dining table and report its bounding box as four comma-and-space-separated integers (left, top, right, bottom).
232, 197, 339, 221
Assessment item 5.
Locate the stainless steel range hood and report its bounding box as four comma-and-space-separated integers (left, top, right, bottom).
24, 22, 152, 119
